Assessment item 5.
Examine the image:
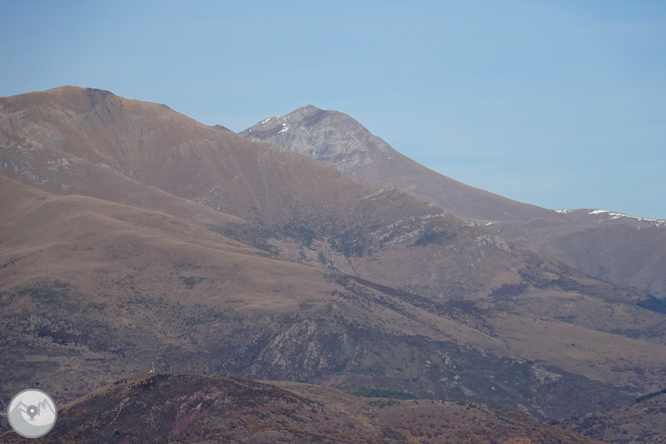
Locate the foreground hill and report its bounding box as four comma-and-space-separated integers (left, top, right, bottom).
1, 372, 605, 444
2, 87, 666, 426
240, 105, 666, 299
561, 391, 666, 444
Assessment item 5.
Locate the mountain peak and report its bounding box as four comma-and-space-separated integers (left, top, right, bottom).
210, 124, 234, 132
41, 86, 117, 102
294, 104, 322, 113
58, 85, 114, 95
240, 105, 389, 172
282, 104, 327, 125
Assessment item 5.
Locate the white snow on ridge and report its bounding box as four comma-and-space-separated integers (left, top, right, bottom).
587, 209, 665, 225
278, 123, 290, 134
554, 208, 664, 226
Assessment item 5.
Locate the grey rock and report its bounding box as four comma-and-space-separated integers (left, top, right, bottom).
241, 105, 390, 177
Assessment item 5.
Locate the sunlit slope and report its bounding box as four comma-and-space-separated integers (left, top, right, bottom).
241, 105, 666, 298
2, 87, 666, 421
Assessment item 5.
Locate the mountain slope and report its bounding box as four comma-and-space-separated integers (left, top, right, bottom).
1, 88, 657, 314
7, 173, 666, 421
2, 87, 666, 423
4, 172, 662, 422
562, 391, 666, 444
240, 105, 666, 298
240, 105, 553, 222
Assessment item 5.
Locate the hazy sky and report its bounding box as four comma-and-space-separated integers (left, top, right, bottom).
2, 1, 665, 218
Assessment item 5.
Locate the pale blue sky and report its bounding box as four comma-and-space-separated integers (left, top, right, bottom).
1, 1, 665, 218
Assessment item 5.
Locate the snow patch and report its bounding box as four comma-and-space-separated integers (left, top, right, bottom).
587, 209, 665, 226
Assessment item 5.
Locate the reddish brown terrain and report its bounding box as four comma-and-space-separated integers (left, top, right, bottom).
562, 391, 666, 444
1, 372, 605, 444
1, 87, 665, 441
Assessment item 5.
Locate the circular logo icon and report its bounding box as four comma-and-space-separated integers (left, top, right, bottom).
7, 389, 57, 438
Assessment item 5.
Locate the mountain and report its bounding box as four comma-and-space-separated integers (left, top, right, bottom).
240, 106, 666, 298
239, 105, 554, 222
210, 124, 233, 132
0, 372, 606, 444
2, 88, 662, 330
4, 171, 661, 424
2, 87, 666, 429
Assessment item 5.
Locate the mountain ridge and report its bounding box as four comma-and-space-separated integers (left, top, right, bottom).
241, 105, 666, 298
241, 105, 554, 222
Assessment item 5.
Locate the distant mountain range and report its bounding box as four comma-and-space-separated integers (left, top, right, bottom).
241, 105, 666, 299
1, 87, 665, 442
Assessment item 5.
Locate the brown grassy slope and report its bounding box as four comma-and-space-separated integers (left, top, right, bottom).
0, 87, 657, 316
0, 128, 246, 229
1, 372, 607, 444
0, 173, 344, 399
237, 104, 666, 346
6, 124, 666, 348
494, 217, 666, 299
2, 174, 666, 421
4, 87, 664, 347
0, 86, 362, 225
561, 392, 666, 444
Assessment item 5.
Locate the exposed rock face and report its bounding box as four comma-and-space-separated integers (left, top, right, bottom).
240, 105, 550, 222
250, 320, 363, 377
242, 105, 391, 174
